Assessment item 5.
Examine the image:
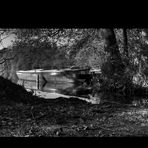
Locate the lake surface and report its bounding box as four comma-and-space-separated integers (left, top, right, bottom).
17, 79, 101, 104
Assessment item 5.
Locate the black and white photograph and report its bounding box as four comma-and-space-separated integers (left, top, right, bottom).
0, 28, 148, 137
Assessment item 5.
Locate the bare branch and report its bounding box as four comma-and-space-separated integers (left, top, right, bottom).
0, 34, 10, 41
0, 41, 4, 48
0, 67, 5, 73
0, 59, 5, 64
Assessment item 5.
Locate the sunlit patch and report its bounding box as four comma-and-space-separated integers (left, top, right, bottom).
142, 31, 146, 36
48, 88, 57, 93
136, 109, 148, 115
50, 72, 58, 76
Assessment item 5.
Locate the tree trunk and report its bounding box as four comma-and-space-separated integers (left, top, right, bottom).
105, 29, 121, 57
102, 29, 124, 76
123, 29, 128, 58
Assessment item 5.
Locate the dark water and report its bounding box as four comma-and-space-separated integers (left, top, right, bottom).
17, 79, 147, 106
17, 79, 103, 104
17, 79, 96, 101
18, 76, 148, 106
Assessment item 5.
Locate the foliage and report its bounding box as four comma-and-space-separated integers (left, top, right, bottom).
124, 29, 148, 86
75, 37, 108, 69
2, 28, 148, 99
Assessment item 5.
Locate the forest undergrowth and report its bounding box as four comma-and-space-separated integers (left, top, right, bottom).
1, 96, 148, 137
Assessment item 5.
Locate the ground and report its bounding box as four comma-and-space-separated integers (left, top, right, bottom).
1, 95, 148, 137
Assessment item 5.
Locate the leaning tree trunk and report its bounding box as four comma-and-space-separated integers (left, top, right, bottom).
101, 29, 125, 78
100, 29, 134, 101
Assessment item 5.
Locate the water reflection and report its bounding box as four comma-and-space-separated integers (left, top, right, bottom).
18, 79, 93, 99
18, 80, 137, 105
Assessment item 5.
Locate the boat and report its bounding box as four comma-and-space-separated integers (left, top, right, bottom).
16, 68, 99, 85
